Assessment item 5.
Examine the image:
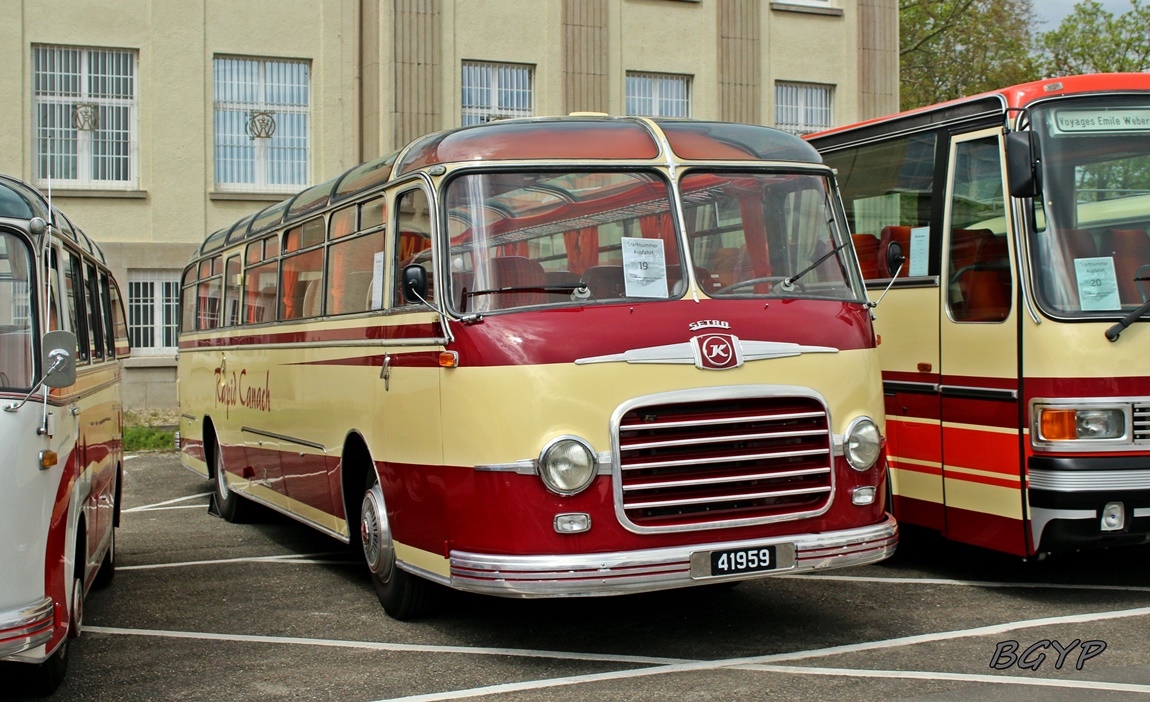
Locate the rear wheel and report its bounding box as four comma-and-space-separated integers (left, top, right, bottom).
212, 436, 250, 523
360, 474, 433, 619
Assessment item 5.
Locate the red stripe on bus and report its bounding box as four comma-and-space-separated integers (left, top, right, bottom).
943, 506, 1028, 556
941, 424, 1019, 477
889, 459, 941, 477
1024, 375, 1150, 399
940, 394, 1018, 429
887, 418, 941, 463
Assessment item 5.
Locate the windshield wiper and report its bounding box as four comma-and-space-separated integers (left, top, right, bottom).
460, 283, 588, 312
776, 241, 849, 292
1104, 265, 1150, 342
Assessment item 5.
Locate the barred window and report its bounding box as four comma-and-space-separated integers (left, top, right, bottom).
626, 72, 691, 118
32, 45, 138, 188
775, 82, 834, 135
461, 61, 534, 126
214, 56, 310, 192
128, 269, 179, 355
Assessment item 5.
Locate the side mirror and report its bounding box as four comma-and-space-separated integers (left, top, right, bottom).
402, 264, 429, 303
885, 241, 906, 277
1006, 131, 1041, 199
41, 330, 77, 389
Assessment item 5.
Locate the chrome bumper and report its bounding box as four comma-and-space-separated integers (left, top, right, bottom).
447, 515, 897, 597
0, 597, 54, 659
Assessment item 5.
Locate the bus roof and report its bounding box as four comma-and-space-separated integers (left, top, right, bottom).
809, 73, 1150, 147
196, 116, 823, 258
0, 174, 106, 262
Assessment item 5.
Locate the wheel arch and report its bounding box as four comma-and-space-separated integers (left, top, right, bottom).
340, 430, 376, 545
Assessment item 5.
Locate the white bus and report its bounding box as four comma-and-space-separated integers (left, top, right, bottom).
0, 175, 129, 693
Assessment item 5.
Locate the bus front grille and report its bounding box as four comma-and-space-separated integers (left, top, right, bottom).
614, 393, 834, 532
1134, 404, 1150, 443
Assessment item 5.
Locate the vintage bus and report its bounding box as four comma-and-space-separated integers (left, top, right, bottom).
0, 175, 128, 692
176, 116, 897, 619
807, 73, 1150, 558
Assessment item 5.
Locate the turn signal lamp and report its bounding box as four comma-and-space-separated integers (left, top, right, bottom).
439, 351, 459, 368
39, 450, 58, 470
1037, 407, 1124, 441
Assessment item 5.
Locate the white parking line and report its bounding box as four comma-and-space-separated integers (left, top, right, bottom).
369, 605, 1150, 702
82, 626, 685, 666
117, 552, 348, 571
123, 492, 212, 513
782, 573, 1150, 594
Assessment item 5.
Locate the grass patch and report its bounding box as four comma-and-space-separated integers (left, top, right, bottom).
124, 425, 175, 451
123, 408, 178, 451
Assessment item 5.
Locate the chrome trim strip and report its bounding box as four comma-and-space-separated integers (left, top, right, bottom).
183, 337, 447, 352
939, 384, 1018, 402
883, 380, 940, 396
626, 485, 832, 509
621, 447, 829, 471
1136, 508, 1150, 518
241, 426, 327, 452
622, 466, 831, 491
231, 489, 350, 544
0, 596, 55, 659
1029, 468, 1150, 492
448, 516, 897, 597
623, 427, 827, 451
474, 453, 612, 476
621, 410, 823, 431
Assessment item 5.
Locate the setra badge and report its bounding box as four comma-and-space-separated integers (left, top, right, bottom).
691, 333, 742, 370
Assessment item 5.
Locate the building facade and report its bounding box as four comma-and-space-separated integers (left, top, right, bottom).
0, 0, 898, 409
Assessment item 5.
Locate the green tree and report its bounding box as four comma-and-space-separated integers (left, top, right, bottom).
900, 0, 1040, 111
1041, 0, 1150, 76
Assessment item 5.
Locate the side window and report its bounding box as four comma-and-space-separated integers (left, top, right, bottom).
946, 136, 1012, 323
223, 255, 241, 327
85, 262, 105, 361
108, 278, 130, 357
328, 197, 385, 316
393, 189, 434, 307
180, 266, 197, 334
62, 249, 90, 364
823, 132, 937, 280
196, 256, 223, 330
99, 270, 115, 359
244, 237, 279, 324
280, 220, 325, 320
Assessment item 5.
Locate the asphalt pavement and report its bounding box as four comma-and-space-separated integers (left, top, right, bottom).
3, 451, 1149, 701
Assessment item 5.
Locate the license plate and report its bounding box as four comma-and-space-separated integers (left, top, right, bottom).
690, 542, 796, 579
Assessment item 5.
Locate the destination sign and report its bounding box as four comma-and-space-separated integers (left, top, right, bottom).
1051, 108, 1150, 134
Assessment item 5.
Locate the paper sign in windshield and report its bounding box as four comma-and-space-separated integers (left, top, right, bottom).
1075, 257, 1120, 311
909, 226, 930, 276
1052, 108, 1150, 134
371, 252, 385, 309
622, 237, 669, 298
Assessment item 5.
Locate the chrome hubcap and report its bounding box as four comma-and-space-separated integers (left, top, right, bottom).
360, 482, 394, 580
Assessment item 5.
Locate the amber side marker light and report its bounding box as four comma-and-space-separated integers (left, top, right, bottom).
40, 450, 58, 470
439, 351, 459, 368
1039, 409, 1078, 441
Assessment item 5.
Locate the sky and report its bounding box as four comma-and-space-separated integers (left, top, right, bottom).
1033, 0, 1137, 30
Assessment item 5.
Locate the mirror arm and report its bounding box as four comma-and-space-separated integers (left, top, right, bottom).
866, 261, 904, 311
4, 349, 69, 414
406, 287, 455, 345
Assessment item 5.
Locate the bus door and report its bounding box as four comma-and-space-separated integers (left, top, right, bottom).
938, 128, 1026, 554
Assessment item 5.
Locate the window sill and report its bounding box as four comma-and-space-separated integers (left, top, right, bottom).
123, 355, 178, 368
38, 188, 148, 199
769, 2, 843, 17
210, 191, 294, 202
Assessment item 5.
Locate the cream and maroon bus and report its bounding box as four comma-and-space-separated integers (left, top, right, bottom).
177, 116, 896, 619
0, 175, 128, 693
808, 73, 1150, 558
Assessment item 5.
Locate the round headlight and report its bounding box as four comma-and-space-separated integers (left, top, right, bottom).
844, 416, 881, 471
539, 437, 598, 495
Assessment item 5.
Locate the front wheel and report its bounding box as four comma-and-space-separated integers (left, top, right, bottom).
212, 436, 251, 523
360, 475, 433, 620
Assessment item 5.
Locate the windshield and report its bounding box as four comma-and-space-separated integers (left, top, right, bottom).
0, 230, 35, 391
442, 169, 857, 314
1028, 98, 1150, 317
681, 171, 856, 300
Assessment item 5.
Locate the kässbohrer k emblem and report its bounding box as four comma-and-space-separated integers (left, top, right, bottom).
691, 333, 742, 370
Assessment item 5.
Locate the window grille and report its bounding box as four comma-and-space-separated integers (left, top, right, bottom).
128, 269, 179, 355
775, 82, 834, 135
461, 61, 534, 126
626, 72, 691, 118
214, 56, 310, 192
32, 45, 138, 188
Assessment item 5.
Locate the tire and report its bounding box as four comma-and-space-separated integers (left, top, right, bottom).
91, 526, 115, 590
360, 474, 433, 620
93, 471, 118, 590
212, 436, 250, 523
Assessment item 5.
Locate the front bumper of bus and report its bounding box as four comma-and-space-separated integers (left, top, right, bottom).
0, 597, 54, 660
1029, 456, 1150, 552
443, 515, 897, 598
